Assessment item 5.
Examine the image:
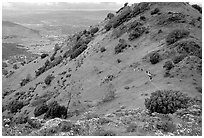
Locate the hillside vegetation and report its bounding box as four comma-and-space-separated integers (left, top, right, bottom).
2, 2, 202, 136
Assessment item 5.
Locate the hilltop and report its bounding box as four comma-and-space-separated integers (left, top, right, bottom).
2, 2, 202, 136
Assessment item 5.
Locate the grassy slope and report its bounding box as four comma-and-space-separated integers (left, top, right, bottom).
2, 2, 202, 135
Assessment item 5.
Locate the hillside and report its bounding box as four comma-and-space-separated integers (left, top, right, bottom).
2, 21, 40, 38
2, 2, 202, 136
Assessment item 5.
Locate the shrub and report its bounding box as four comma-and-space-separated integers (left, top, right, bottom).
151, 8, 160, 15
34, 103, 49, 117
14, 114, 28, 124
7, 100, 24, 113
90, 27, 99, 34
140, 16, 146, 21
166, 29, 189, 45
50, 51, 57, 61
104, 22, 112, 31
54, 43, 61, 51
106, 13, 114, 19
70, 45, 87, 59
173, 54, 186, 64
128, 26, 146, 41
131, 2, 150, 17
163, 60, 174, 70
13, 64, 18, 69
44, 74, 55, 85
145, 90, 191, 114
44, 101, 67, 119
41, 53, 49, 59
20, 74, 32, 87
100, 47, 106, 52
112, 7, 131, 28
173, 41, 201, 58
150, 52, 160, 64
63, 50, 72, 58
2, 62, 8, 68
192, 4, 202, 14
2, 69, 8, 76
127, 20, 143, 31
115, 40, 129, 54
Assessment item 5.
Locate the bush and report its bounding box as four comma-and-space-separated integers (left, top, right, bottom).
34, 103, 49, 117
128, 26, 146, 41
54, 43, 61, 51
173, 41, 201, 58
150, 52, 160, 64
140, 16, 146, 21
90, 27, 99, 34
100, 47, 106, 52
131, 2, 150, 17
104, 22, 112, 31
173, 54, 186, 64
41, 53, 49, 59
13, 64, 18, 70
20, 74, 32, 87
14, 114, 28, 124
70, 45, 87, 59
2, 69, 8, 76
115, 40, 129, 54
112, 7, 131, 28
163, 60, 174, 70
44, 74, 55, 85
151, 8, 160, 15
44, 101, 67, 119
145, 90, 191, 114
166, 29, 189, 45
192, 4, 202, 14
7, 100, 24, 113
2, 62, 8, 68
106, 13, 114, 19
127, 20, 143, 31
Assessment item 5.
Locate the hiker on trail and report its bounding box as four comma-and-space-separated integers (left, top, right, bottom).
146, 71, 153, 81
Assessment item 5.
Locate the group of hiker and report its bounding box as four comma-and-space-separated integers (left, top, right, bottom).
133, 67, 153, 81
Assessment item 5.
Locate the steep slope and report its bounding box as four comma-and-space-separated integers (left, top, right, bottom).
2, 2, 202, 136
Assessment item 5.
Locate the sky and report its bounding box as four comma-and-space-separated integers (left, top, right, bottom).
2, 0, 202, 5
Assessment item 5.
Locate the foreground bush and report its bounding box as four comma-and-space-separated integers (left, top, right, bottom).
166, 29, 189, 45
145, 90, 191, 114
44, 101, 67, 119
34, 103, 49, 117
150, 52, 160, 64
